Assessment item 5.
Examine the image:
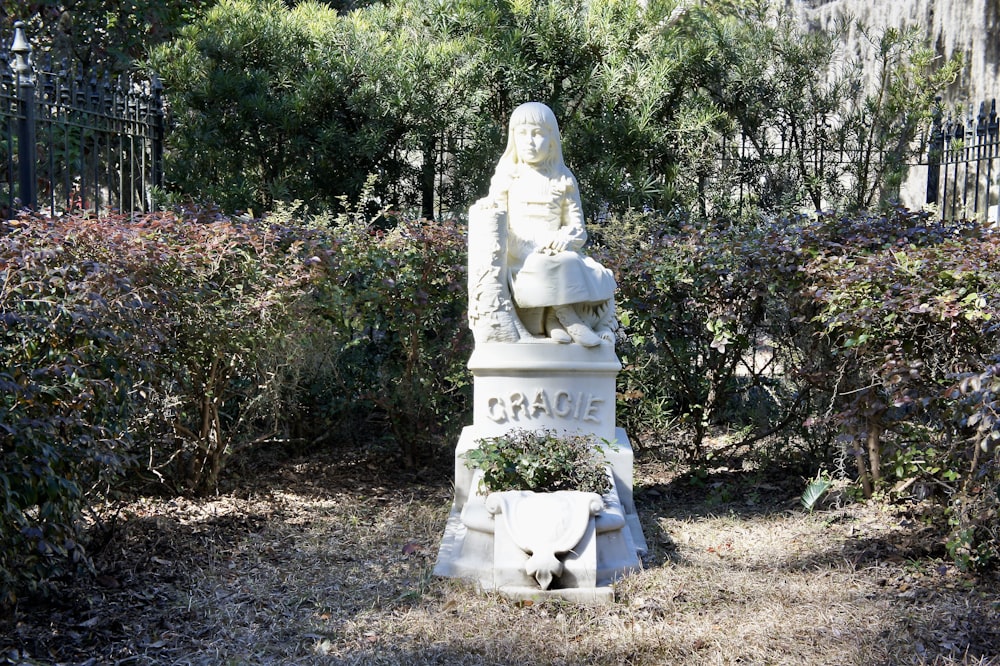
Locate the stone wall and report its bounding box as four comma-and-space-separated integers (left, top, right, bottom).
786, 0, 1000, 209
789, 0, 1000, 107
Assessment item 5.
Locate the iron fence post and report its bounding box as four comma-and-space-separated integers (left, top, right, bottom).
11, 21, 36, 210
926, 97, 943, 205
151, 75, 163, 198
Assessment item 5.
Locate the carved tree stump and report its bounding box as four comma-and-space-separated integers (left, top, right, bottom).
467, 202, 522, 343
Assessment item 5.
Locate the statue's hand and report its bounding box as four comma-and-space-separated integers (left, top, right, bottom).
540, 238, 570, 254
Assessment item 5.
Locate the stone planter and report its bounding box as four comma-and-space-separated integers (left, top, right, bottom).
435, 469, 642, 603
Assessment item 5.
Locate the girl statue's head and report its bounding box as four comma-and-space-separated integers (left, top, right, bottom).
500, 102, 566, 172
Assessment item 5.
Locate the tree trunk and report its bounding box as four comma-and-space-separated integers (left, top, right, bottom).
866, 422, 883, 487
420, 135, 437, 220
855, 444, 873, 499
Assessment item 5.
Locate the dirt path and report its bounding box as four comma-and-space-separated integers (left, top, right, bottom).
3, 447, 998, 665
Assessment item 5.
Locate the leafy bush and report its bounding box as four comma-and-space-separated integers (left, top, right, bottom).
116, 205, 470, 482
800, 211, 999, 492
942, 362, 999, 569
126, 213, 318, 492
147, 0, 955, 221
592, 211, 795, 456
3, 211, 318, 485
148, 0, 483, 216
0, 210, 319, 602
1, 215, 147, 603
305, 207, 471, 465
599, 206, 999, 568
465, 429, 612, 495
687, 5, 960, 216
0, 204, 474, 603
814, 218, 998, 568
8, 0, 210, 74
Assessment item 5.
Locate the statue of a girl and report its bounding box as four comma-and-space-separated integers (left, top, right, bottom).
468, 102, 617, 347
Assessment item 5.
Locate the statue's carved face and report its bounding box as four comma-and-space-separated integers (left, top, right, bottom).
513, 123, 552, 166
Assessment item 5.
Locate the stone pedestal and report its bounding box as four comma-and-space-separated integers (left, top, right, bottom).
467, 343, 619, 438
433, 342, 646, 602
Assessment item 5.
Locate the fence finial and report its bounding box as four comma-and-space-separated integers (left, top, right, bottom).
11, 21, 34, 85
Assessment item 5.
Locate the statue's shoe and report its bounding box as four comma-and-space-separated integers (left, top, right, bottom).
554, 306, 602, 347
566, 322, 602, 347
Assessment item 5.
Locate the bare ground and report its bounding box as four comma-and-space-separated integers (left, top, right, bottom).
2, 443, 999, 666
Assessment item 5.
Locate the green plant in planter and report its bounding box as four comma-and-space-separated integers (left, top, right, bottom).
465, 429, 614, 496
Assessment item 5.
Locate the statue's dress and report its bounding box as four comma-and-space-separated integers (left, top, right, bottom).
502, 172, 616, 310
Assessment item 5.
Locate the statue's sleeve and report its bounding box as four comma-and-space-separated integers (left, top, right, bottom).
560, 176, 587, 251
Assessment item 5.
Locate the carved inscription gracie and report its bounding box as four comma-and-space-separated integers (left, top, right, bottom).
485, 388, 604, 424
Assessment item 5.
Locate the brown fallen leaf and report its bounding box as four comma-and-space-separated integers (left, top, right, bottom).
402, 541, 426, 556
96, 574, 120, 589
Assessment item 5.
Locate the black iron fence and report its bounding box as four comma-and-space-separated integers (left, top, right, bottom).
716, 130, 905, 220
712, 101, 1000, 223
926, 99, 1000, 222
1, 21, 163, 218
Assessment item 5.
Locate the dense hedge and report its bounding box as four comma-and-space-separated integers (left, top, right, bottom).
148, 0, 957, 219
304, 207, 471, 466
3, 206, 998, 604
0, 209, 469, 603
1, 217, 141, 604
599, 207, 1000, 568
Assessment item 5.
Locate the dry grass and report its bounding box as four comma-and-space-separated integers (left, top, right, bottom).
3, 445, 999, 666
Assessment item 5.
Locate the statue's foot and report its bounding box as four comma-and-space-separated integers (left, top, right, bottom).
566, 322, 602, 347
555, 306, 601, 347
545, 310, 572, 343
550, 328, 572, 343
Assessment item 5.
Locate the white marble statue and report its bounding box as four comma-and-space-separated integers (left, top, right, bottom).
468, 102, 617, 347
437, 103, 645, 601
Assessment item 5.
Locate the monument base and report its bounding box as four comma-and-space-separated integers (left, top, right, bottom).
434, 432, 646, 602
434, 342, 646, 602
